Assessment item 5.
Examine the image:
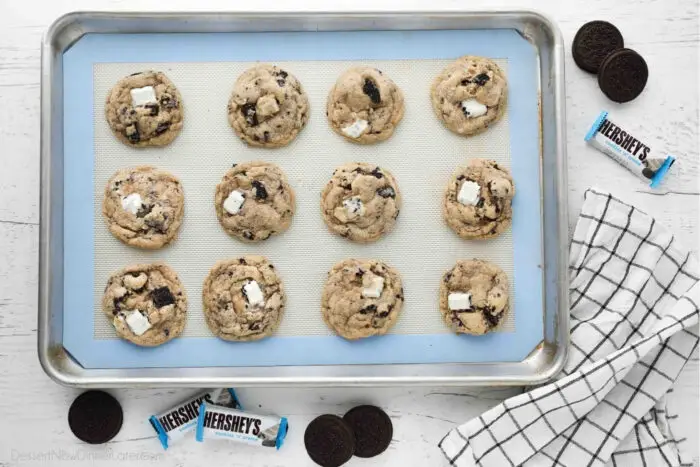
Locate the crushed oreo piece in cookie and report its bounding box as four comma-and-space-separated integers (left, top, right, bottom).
482, 306, 501, 328
135, 204, 153, 218
252, 180, 268, 200
151, 287, 175, 308
160, 95, 178, 109
473, 73, 490, 86
144, 103, 159, 116
127, 125, 140, 143
377, 187, 396, 198
360, 304, 377, 314
362, 78, 381, 104
370, 167, 384, 179
241, 103, 258, 126
154, 122, 170, 135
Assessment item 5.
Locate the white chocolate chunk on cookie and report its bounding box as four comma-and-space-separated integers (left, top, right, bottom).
362, 276, 385, 298
223, 190, 246, 215
124, 310, 152, 336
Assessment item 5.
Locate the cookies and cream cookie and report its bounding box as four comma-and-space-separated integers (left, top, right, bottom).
430, 56, 507, 136
227, 64, 309, 147
326, 67, 405, 144
214, 161, 295, 242
320, 163, 401, 243
321, 259, 404, 340
105, 71, 183, 147
102, 263, 187, 346
443, 159, 514, 240
202, 256, 285, 342
439, 259, 509, 335
102, 166, 185, 249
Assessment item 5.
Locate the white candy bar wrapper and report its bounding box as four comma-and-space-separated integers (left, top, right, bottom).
585, 111, 675, 188
149, 388, 241, 450
195, 402, 289, 450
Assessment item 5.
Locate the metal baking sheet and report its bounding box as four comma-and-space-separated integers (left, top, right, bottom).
40, 11, 569, 387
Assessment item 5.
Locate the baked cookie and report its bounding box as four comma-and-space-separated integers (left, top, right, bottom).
227, 64, 309, 147
102, 263, 187, 346
321, 259, 404, 340
102, 166, 185, 249
326, 66, 405, 144
443, 159, 515, 240
105, 71, 183, 147
214, 161, 295, 242
439, 259, 509, 335
202, 256, 285, 342
320, 163, 401, 243
430, 56, 507, 136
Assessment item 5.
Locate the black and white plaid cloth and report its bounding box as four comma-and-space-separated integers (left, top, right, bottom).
439, 188, 699, 467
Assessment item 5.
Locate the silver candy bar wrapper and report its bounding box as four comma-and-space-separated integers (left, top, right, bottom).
195, 402, 289, 450
149, 388, 241, 450
585, 111, 675, 188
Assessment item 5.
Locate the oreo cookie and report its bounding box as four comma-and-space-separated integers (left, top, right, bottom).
343, 405, 393, 458
304, 414, 355, 467
572, 21, 624, 73
598, 48, 649, 103
68, 390, 123, 444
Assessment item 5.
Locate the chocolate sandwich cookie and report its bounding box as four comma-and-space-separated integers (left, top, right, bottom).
572, 21, 625, 74
304, 415, 356, 467
343, 405, 393, 458
598, 48, 649, 103
68, 391, 123, 444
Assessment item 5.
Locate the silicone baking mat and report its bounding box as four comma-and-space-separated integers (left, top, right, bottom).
62, 30, 543, 369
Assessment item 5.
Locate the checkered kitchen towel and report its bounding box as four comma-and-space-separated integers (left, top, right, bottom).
439, 188, 699, 467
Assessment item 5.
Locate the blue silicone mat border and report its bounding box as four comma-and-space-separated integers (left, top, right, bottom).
62, 29, 543, 369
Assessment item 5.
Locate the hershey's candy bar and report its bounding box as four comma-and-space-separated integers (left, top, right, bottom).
585, 111, 675, 188
195, 402, 288, 450
149, 388, 241, 450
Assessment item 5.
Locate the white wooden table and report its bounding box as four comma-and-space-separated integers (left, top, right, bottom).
1, 1, 697, 466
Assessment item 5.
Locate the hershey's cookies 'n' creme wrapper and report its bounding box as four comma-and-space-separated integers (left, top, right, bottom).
585, 111, 675, 188
195, 402, 288, 450
149, 388, 241, 450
